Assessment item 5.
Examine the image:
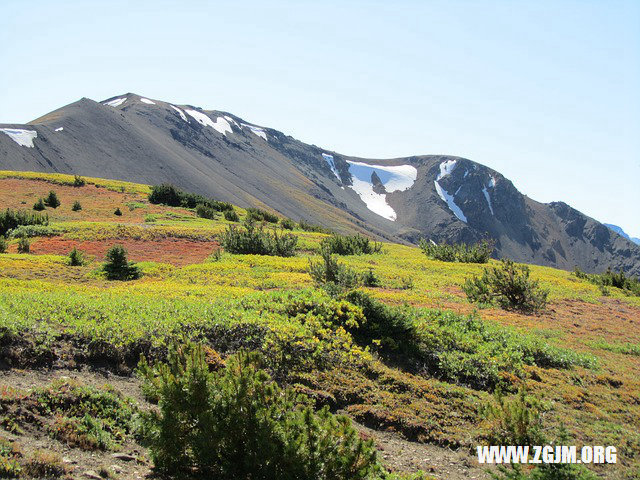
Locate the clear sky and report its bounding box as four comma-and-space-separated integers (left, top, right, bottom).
1, 0, 639, 237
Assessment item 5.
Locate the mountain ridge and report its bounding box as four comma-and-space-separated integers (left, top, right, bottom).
1, 93, 639, 276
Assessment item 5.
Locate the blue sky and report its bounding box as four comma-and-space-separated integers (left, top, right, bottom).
1, 0, 639, 237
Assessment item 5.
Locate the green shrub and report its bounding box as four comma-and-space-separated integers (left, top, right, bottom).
44, 190, 60, 208
114, 207, 122, 216
463, 259, 548, 312
223, 209, 239, 222
298, 220, 333, 234
73, 175, 86, 187
220, 223, 298, 257
481, 389, 546, 447
196, 203, 218, 220
68, 247, 86, 266
246, 207, 279, 223
574, 267, 640, 297
281, 218, 295, 230
322, 234, 382, 255
0, 237, 6, 254
149, 184, 233, 211
72, 200, 82, 211
17, 236, 30, 254
361, 268, 381, 287
137, 345, 382, 479
33, 198, 46, 211
0, 208, 49, 236
22, 450, 69, 479
103, 245, 141, 281
308, 247, 360, 291
419, 240, 493, 263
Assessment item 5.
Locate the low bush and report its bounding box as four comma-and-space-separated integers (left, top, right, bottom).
0, 237, 6, 254
220, 223, 298, 257
149, 184, 233, 211
574, 267, 640, 297
308, 247, 360, 291
44, 190, 60, 208
196, 203, 218, 220
103, 245, 141, 280
137, 345, 382, 479
281, 218, 296, 230
72, 200, 82, 211
223, 209, 239, 222
361, 268, 381, 287
22, 450, 70, 479
419, 240, 493, 263
0, 208, 49, 236
298, 220, 333, 234
114, 207, 122, 216
463, 259, 548, 312
68, 247, 86, 266
246, 207, 279, 223
322, 234, 382, 255
17, 237, 30, 254
33, 198, 46, 211
73, 175, 86, 187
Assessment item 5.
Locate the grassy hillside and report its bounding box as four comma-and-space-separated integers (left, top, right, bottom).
1, 171, 639, 479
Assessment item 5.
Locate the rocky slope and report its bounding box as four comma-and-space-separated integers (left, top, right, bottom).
1, 93, 639, 276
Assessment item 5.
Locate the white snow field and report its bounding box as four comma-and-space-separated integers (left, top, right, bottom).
434, 159, 467, 223
140, 98, 156, 105
170, 105, 189, 122
322, 153, 341, 181
346, 161, 417, 221
241, 123, 267, 140
104, 97, 127, 107
185, 110, 232, 136
0, 128, 37, 147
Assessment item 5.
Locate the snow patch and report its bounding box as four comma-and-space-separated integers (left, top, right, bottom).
54, 127, 64, 132
322, 153, 341, 181
346, 161, 417, 221
241, 123, 267, 140
482, 186, 494, 215
170, 105, 188, 122
185, 110, 232, 136
104, 97, 127, 107
0, 128, 37, 147
223, 115, 240, 128
140, 98, 155, 105
488, 175, 496, 188
434, 159, 467, 223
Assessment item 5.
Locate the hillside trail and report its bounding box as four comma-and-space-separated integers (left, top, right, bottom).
1, 368, 490, 480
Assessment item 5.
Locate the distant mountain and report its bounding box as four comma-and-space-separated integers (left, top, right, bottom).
604, 224, 640, 246
1, 93, 640, 276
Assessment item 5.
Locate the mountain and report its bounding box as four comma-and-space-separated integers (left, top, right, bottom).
604, 224, 640, 246
1, 93, 639, 276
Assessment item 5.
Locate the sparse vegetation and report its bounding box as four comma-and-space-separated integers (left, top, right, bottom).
103, 245, 141, 280
298, 219, 333, 234
308, 246, 360, 290
419, 240, 493, 263
195, 203, 218, 220
149, 183, 233, 211
220, 223, 298, 256
322, 233, 383, 255
463, 259, 549, 312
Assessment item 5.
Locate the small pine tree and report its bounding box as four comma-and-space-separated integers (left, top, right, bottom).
0, 236, 7, 253
44, 191, 60, 208
308, 245, 360, 291
17, 236, 30, 253
361, 268, 381, 287
33, 198, 46, 211
71, 201, 82, 212
68, 247, 86, 266
103, 245, 140, 281
73, 175, 86, 187
223, 209, 239, 222
114, 208, 122, 216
